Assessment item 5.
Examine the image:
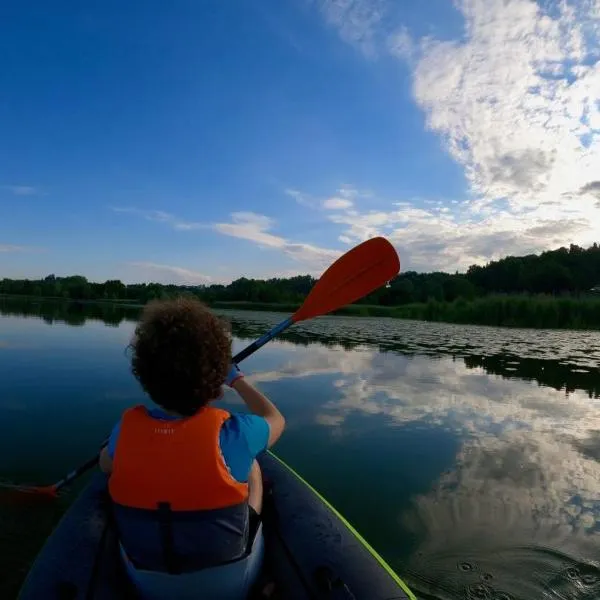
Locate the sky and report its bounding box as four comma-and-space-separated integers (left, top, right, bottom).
2, 0, 600, 285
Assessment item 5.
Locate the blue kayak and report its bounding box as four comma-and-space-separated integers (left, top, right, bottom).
18, 453, 416, 599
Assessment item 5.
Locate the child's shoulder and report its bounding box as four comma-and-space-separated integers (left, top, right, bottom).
220, 412, 269, 455
221, 412, 268, 437
219, 412, 270, 481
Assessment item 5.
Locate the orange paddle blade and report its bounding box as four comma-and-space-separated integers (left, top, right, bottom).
0, 483, 58, 505
293, 237, 400, 323
27, 485, 59, 497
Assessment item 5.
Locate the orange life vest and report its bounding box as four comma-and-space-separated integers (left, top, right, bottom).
108, 405, 250, 573
109, 404, 248, 510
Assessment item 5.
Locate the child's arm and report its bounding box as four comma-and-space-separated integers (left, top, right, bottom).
227, 366, 285, 447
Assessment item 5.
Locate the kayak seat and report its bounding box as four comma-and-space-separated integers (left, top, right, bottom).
120, 522, 265, 600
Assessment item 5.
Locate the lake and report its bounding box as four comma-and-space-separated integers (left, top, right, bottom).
2, 299, 600, 599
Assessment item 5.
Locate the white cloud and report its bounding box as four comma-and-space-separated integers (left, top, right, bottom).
214, 212, 280, 247
112, 207, 205, 231
286, 187, 357, 210
408, 0, 600, 208
309, 0, 600, 271
323, 196, 353, 209
127, 262, 213, 285
2, 185, 39, 196
245, 332, 600, 578
214, 211, 340, 270
327, 198, 594, 271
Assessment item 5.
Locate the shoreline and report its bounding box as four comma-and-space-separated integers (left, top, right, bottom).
2, 294, 600, 331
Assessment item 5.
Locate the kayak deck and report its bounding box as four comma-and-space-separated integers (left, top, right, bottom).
18, 453, 415, 599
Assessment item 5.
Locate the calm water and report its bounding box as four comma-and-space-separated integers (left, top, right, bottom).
2, 299, 600, 599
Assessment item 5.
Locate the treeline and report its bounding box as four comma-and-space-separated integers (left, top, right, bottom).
0, 274, 317, 305
2, 243, 600, 306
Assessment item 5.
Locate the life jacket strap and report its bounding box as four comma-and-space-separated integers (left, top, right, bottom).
157, 502, 181, 575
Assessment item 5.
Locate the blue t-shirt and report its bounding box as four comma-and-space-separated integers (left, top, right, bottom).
107, 408, 270, 482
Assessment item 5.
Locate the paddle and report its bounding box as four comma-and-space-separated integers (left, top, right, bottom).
10, 236, 400, 498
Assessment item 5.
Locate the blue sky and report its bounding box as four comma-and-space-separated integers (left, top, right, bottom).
2, 0, 600, 284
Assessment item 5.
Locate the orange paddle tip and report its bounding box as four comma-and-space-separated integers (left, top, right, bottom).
16, 485, 59, 497
33, 485, 59, 496
0, 483, 59, 505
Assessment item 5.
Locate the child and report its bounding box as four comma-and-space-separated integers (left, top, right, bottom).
99, 297, 285, 598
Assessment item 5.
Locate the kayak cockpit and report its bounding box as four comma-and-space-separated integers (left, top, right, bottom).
19, 453, 416, 600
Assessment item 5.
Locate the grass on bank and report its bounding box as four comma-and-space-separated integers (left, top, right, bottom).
3, 294, 600, 330
213, 294, 600, 330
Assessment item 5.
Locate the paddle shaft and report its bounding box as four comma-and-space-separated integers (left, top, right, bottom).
232, 317, 293, 364
52, 454, 103, 491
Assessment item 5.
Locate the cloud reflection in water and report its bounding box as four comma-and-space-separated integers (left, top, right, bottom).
247, 338, 600, 599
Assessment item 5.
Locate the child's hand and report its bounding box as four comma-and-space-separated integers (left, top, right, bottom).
225, 363, 244, 387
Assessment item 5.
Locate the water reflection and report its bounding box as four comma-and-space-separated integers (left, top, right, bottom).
242, 339, 600, 599
402, 435, 600, 599
0, 297, 139, 327
4, 299, 600, 599
4, 299, 599, 398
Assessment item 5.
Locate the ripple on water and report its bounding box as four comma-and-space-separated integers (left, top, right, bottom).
407, 546, 600, 600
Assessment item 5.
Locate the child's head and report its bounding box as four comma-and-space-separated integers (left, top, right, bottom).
130, 297, 231, 416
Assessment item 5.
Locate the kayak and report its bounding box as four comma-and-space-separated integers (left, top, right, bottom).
18, 452, 416, 599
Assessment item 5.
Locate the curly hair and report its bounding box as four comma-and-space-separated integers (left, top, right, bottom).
130, 297, 231, 416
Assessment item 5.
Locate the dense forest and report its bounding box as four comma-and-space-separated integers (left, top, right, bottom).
2, 242, 599, 304
2, 242, 600, 329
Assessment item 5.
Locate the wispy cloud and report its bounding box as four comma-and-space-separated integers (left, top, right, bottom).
386, 25, 413, 60
113, 205, 340, 273
0, 244, 28, 252
313, 0, 388, 57
316, 0, 600, 206
0, 244, 43, 253
323, 196, 353, 210
214, 212, 282, 247
2, 185, 39, 196
287, 185, 361, 211
112, 207, 205, 231
127, 262, 213, 285
214, 212, 340, 270
285, 188, 318, 208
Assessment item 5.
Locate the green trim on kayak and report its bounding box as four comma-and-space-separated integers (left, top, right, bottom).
269, 452, 417, 600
